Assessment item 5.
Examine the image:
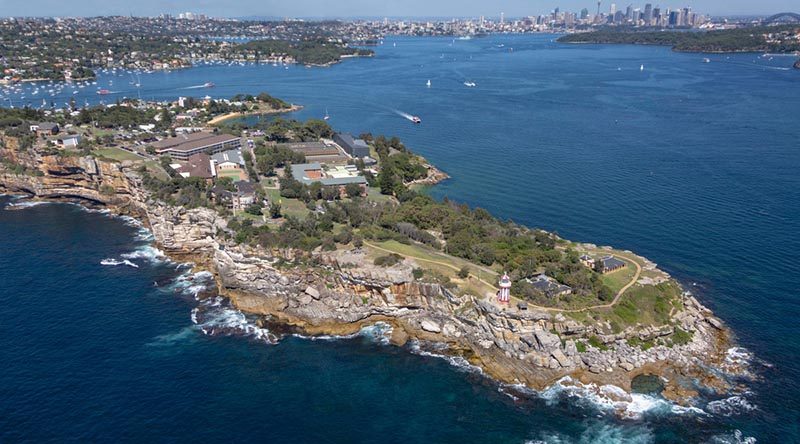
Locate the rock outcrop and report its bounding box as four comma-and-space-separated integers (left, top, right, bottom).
0, 150, 738, 401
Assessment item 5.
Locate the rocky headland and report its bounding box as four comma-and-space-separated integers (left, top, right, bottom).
0, 146, 750, 412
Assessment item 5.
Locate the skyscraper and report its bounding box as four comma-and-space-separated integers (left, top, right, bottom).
500, 12, 505, 24
644, 3, 653, 25
580, 8, 589, 20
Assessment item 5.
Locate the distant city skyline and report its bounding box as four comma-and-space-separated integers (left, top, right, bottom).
2, 0, 798, 19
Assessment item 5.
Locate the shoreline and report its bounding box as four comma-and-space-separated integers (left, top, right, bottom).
207, 104, 303, 126
0, 147, 752, 415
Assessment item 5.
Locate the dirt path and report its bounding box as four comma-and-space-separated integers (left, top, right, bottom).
364, 241, 642, 314
364, 241, 499, 292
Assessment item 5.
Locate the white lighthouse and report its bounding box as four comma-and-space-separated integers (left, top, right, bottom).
498, 273, 511, 303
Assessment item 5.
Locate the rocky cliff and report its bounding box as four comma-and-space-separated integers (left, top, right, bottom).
0, 148, 742, 404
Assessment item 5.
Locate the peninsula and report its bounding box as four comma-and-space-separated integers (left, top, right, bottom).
0, 93, 748, 410
0, 17, 373, 83
558, 24, 800, 53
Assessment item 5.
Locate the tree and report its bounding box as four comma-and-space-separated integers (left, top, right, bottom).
458, 266, 470, 279
345, 182, 362, 198
321, 186, 339, 201
245, 203, 263, 216
598, 285, 614, 302
334, 227, 353, 244
269, 201, 282, 219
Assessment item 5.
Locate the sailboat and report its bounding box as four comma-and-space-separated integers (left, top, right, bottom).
640, 64, 645, 71
323, 108, 330, 121
426, 79, 431, 88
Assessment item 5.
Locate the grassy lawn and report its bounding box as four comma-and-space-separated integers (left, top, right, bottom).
364, 187, 394, 204
367, 241, 497, 296
265, 188, 310, 219
143, 160, 171, 181
601, 257, 638, 293
590, 281, 681, 330
217, 169, 247, 181
367, 239, 499, 296
93, 147, 142, 162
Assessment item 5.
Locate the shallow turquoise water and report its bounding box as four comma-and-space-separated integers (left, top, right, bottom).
2, 35, 799, 442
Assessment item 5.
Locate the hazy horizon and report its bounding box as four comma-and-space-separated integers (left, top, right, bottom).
1, 0, 797, 20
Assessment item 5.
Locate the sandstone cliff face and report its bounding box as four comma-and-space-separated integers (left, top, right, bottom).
0, 151, 736, 397
0, 147, 138, 207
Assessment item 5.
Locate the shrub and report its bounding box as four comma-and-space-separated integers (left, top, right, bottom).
99, 184, 116, 196
588, 335, 608, 351
374, 253, 403, 267
412, 268, 424, 280
269, 202, 282, 219
457, 266, 470, 279
670, 327, 693, 346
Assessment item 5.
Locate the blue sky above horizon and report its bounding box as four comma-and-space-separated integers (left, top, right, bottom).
2, 0, 796, 18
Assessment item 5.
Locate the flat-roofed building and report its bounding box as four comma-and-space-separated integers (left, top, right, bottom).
332, 133, 370, 159
290, 162, 367, 198
278, 141, 349, 164
151, 132, 241, 160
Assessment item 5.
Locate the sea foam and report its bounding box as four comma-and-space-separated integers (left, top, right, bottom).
100, 258, 139, 268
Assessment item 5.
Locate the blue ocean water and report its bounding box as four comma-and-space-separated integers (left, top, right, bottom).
2, 35, 800, 442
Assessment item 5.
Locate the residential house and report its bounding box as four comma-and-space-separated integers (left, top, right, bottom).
524, 274, 573, 298
57, 134, 81, 148
172, 153, 213, 181
600, 256, 627, 274
30, 122, 60, 135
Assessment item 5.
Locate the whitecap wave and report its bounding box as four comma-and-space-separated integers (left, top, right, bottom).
294, 321, 394, 344
100, 258, 139, 268
121, 245, 167, 264
708, 429, 757, 444
133, 227, 155, 242
706, 395, 757, 416
538, 377, 705, 420
71, 204, 111, 215
192, 296, 278, 344
526, 420, 655, 444
169, 270, 215, 297
6, 200, 51, 209
407, 340, 485, 375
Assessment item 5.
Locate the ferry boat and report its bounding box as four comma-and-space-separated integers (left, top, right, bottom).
411, 116, 421, 124
96, 89, 110, 95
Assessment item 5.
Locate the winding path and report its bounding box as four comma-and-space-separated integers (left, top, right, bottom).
364, 240, 642, 313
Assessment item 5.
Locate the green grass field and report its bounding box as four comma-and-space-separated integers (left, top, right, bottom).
265, 188, 310, 219
368, 239, 499, 295
217, 169, 247, 181
601, 257, 638, 293
93, 147, 142, 162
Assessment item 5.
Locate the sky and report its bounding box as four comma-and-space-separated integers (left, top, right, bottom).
1, 0, 796, 18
